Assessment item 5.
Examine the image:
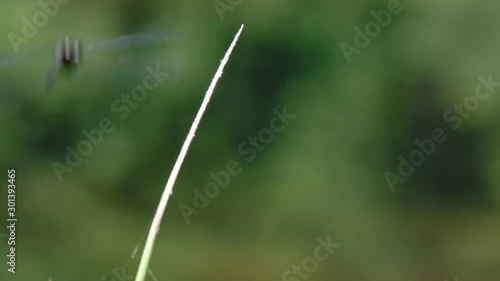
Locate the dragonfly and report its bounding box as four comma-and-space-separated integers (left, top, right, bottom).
0, 30, 182, 93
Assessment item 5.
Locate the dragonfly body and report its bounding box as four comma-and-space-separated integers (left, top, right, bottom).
60, 36, 81, 66
46, 36, 82, 87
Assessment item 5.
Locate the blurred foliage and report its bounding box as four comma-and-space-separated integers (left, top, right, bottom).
0, 0, 499, 281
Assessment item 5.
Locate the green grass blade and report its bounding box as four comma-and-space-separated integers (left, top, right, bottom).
134, 24, 245, 281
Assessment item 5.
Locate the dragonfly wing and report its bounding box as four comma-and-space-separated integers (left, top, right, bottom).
0, 52, 28, 70
0, 47, 53, 94
76, 30, 183, 89
85, 31, 176, 53
45, 40, 63, 91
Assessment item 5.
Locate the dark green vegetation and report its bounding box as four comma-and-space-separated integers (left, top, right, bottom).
0, 1, 499, 280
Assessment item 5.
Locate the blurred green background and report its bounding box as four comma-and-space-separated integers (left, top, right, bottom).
0, 0, 499, 280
